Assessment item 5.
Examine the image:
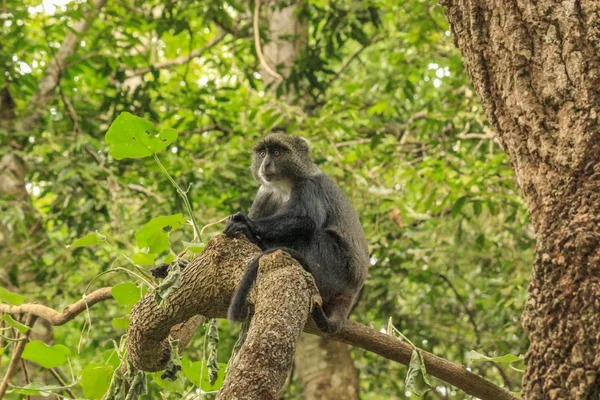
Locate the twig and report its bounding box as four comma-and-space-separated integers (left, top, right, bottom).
0, 288, 113, 326
0, 314, 37, 399
126, 32, 226, 78
399, 110, 429, 144
49, 368, 75, 399
311, 36, 381, 101
253, 0, 283, 81
20, 359, 30, 394
127, 184, 165, 202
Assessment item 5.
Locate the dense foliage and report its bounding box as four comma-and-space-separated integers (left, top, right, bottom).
1, 0, 533, 398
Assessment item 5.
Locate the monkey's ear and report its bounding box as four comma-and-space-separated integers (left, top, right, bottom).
293, 136, 311, 153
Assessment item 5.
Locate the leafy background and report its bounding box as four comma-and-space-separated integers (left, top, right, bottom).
1, 0, 533, 398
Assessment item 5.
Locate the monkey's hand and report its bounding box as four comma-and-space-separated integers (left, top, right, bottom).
223, 212, 262, 247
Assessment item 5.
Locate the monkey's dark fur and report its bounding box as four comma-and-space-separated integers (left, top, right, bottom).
224, 133, 369, 334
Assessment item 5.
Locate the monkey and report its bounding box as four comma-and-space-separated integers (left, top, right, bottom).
223, 133, 369, 334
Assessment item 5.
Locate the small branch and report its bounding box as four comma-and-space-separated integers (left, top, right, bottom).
21, 0, 107, 132
0, 288, 113, 326
399, 110, 429, 144
126, 32, 227, 78
127, 184, 165, 202
49, 368, 75, 399
434, 273, 482, 346
0, 314, 37, 399
253, 0, 283, 82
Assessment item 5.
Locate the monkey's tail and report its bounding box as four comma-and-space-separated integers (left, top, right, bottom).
228, 256, 260, 322
228, 247, 348, 335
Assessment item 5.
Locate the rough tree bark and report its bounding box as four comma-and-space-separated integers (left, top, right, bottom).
440, 1, 600, 399
294, 335, 360, 400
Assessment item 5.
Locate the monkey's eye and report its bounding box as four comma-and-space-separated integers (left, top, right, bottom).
273, 150, 281, 158
259, 151, 266, 158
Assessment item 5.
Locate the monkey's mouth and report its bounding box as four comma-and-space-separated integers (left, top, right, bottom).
262, 172, 277, 181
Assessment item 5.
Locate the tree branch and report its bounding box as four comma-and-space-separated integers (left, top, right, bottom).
0, 314, 37, 399
126, 234, 517, 400
0, 288, 113, 326
21, 0, 107, 132
125, 31, 227, 78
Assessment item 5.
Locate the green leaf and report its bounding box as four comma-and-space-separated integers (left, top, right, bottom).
21, 341, 71, 369
111, 283, 141, 310
466, 350, 523, 364
105, 112, 178, 160
2, 314, 30, 334
405, 349, 432, 396
181, 241, 205, 254
135, 214, 186, 254
67, 231, 106, 248
102, 349, 122, 370
367, 101, 388, 116
111, 317, 130, 330
152, 371, 186, 394
452, 196, 468, 217
181, 357, 226, 392
0, 287, 24, 305
132, 252, 157, 265
81, 363, 114, 399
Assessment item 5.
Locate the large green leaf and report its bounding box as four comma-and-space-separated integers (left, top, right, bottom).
81, 363, 114, 399
181, 356, 226, 392
0, 288, 24, 305
132, 252, 157, 265
21, 341, 71, 369
135, 214, 186, 254
111, 282, 141, 309
105, 112, 177, 159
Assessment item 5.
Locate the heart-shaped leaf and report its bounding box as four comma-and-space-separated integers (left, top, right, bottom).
132, 252, 156, 265
21, 341, 71, 369
81, 363, 115, 399
105, 112, 177, 160
111, 283, 141, 310
0, 287, 24, 305
135, 214, 186, 254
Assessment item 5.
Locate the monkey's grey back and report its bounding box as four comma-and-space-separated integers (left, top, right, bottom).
312, 173, 369, 283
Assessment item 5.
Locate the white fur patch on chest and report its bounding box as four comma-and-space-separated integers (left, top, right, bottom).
258, 180, 292, 204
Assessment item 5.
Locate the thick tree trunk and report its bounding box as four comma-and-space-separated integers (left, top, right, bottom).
440, 1, 600, 399
295, 335, 359, 400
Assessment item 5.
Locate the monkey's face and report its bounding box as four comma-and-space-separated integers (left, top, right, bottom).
251, 134, 317, 184
253, 144, 288, 183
